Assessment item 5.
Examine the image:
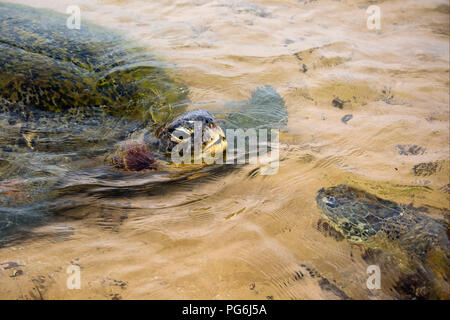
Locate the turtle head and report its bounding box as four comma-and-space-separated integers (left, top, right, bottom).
158, 109, 227, 161
316, 186, 368, 242
316, 187, 343, 223
316, 185, 399, 242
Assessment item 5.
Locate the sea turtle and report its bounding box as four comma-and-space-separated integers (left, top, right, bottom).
316, 184, 449, 299
0, 3, 287, 243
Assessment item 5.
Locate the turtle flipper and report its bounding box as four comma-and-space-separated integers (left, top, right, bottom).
215, 85, 288, 131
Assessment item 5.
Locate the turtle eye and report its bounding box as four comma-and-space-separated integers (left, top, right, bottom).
170, 134, 183, 143
323, 196, 338, 208
170, 126, 192, 143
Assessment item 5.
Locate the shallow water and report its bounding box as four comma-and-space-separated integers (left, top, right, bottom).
0, 0, 449, 299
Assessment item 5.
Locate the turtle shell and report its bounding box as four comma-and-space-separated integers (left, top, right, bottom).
0, 2, 188, 121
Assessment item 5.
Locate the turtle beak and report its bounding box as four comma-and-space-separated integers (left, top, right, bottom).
202, 123, 227, 155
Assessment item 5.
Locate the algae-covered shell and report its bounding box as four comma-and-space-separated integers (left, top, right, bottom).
0, 2, 188, 121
